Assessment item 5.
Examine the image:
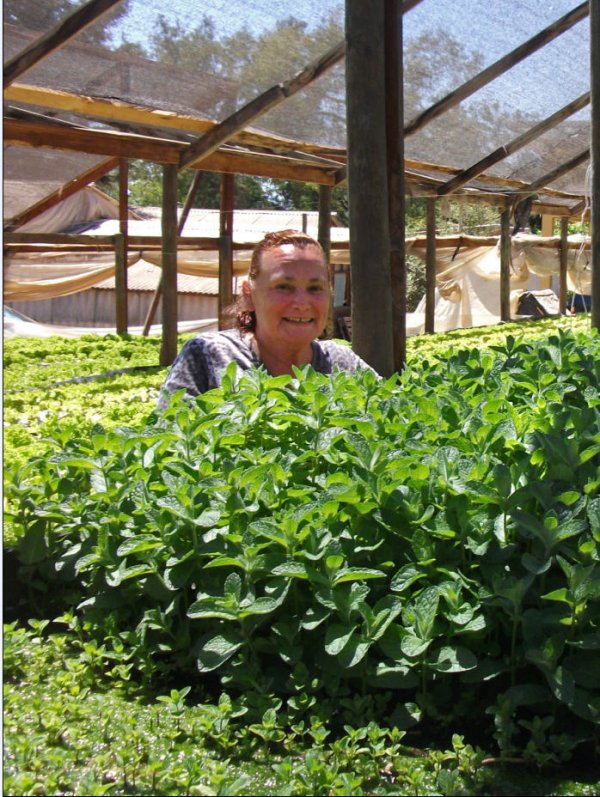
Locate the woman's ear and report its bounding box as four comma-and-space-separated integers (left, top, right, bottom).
241, 279, 254, 311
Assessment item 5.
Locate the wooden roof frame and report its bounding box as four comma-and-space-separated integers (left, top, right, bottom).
3, 0, 598, 355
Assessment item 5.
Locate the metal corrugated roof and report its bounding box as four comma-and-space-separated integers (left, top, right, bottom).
94, 259, 221, 295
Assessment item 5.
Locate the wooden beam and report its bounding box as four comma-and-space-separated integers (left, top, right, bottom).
218, 173, 235, 328
197, 149, 338, 185
425, 197, 436, 333
500, 208, 511, 321
4, 83, 347, 159
385, 0, 407, 372
346, 0, 394, 376
159, 164, 178, 367
507, 149, 590, 197
437, 93, 590, 196
3, 0, 125, 89
591, 0, 600, 330
180, 40, 346, 170
4, 116, 339, 184
3, 156, 118, 231
405, 2, 589, 136
4, 117, 184, 163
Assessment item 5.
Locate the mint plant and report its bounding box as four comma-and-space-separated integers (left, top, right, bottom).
5, 326, 600, 758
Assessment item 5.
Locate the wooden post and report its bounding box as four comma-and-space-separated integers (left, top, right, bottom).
318, 185, 334, 337
425, 197, 436, 333
218, 172, 235, 328
500, 208, 511, 322
345, 1, 394, 375
142, 170, 204, 336
559, 216, 569, 315
591, 0, 600, 329
386, 0, 406, 372
116, 157, 128, 333
159, 164, 178, 367
114, 233, 127, 333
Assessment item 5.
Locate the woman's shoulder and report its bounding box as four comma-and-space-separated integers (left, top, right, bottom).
312, 338, 377, 374
181, 328, 246, 355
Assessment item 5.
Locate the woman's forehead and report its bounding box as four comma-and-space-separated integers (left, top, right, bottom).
259, 244, 327, 275
265, 242, 323, 259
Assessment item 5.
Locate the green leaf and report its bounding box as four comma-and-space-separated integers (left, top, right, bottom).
427, 645, 478, 673
400, 633, 431, 658
325, 623, 356, 656
196, 632, 244, 672
116, 535, 161, 557
390, 564, 426, 593
333, 567, 386, 585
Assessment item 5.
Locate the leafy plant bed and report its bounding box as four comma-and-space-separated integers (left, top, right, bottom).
4, 316, 599, 793
4, 622, 599, 796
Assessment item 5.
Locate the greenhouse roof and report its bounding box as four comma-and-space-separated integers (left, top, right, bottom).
3, 0, 594, 228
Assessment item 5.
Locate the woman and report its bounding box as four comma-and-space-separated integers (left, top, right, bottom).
158, 229, 375, 406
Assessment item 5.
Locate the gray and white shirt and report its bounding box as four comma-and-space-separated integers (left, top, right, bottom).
158, 328, 375, 407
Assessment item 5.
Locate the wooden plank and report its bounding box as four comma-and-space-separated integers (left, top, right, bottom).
437, 93, 590, 196
159, 164, 179, 367
405, 2, 589, 136
3, 156, 118, 231
425, 197, 436, 333
3, 0, 125, 88
385, 0, 406, 372
592, 0, 600, 330
346, 0, 394, 376
218, 173, 235, 328
500, 208, 511, 321
180, 40, 346, 169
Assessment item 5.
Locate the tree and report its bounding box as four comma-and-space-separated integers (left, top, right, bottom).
4, 0, 132, 47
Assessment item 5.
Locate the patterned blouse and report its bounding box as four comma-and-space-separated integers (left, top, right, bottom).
158, 328, 376, 407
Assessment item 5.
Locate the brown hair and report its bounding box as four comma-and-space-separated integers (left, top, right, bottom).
227, 229, 327, 333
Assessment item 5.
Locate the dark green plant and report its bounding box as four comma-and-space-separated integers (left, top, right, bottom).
5, 327, 600, 760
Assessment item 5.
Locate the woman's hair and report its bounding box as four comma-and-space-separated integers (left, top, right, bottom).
226, 229, 327, 333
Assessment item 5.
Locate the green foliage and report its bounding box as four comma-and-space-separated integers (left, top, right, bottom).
4, 621, 599, 796
6, 325, 600, 761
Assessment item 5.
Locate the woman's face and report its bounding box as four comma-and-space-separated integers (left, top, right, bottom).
245, 243, 330, 351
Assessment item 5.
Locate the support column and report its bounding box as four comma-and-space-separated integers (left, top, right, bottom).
318, 185, 334, 337
114, 233, 127, 333
500, 207, 511, 322
591, 0, 600, 329
385, 0, 406, 372
425, 197, 436, 334
345, 0, 394, 375
115, 157, 128, 333
159, 164, 178, 367
559, 216, 569, 314
218, 172, 235, 328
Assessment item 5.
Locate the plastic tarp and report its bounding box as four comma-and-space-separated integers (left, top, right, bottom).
5, 210, 352, 301
404, 233, 591, 335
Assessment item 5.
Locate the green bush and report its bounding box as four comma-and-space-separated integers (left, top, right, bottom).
6, 326, 600, 757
